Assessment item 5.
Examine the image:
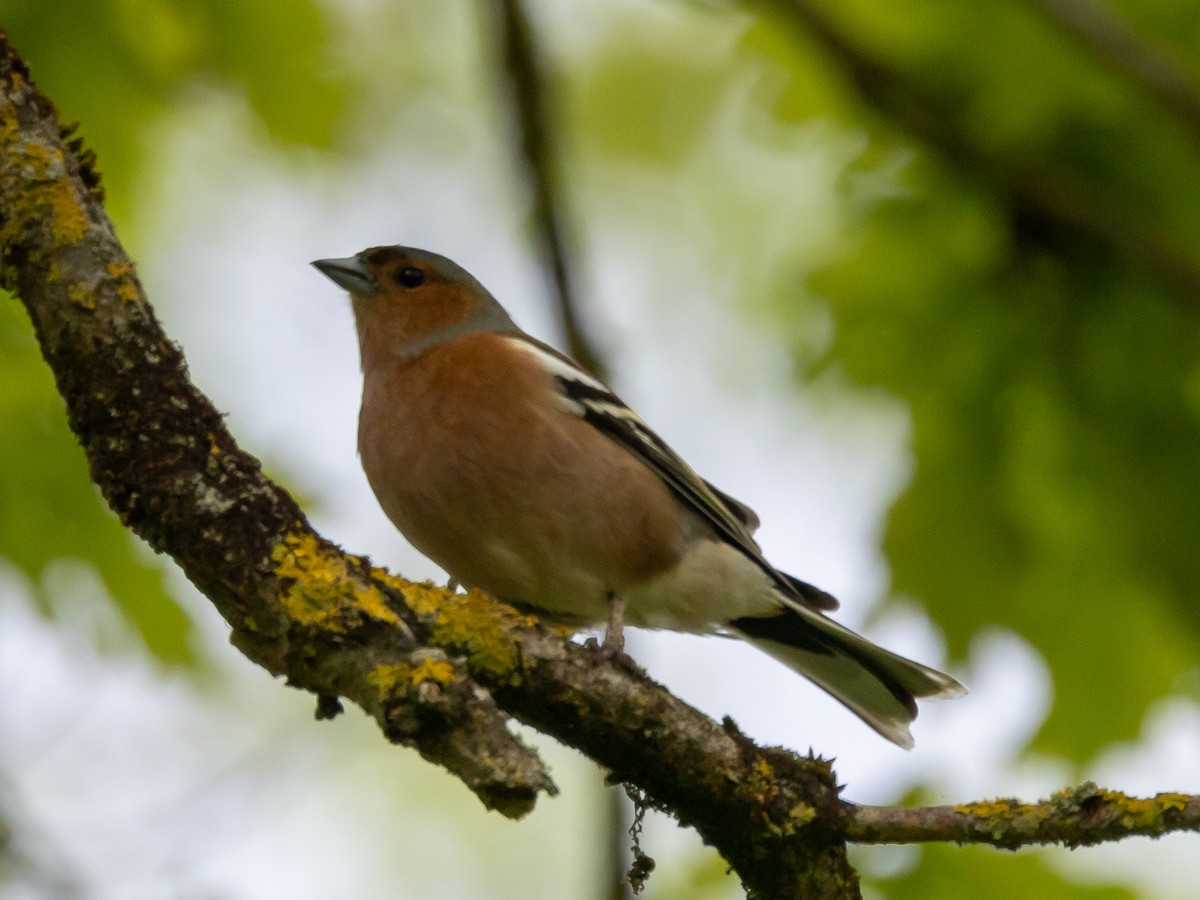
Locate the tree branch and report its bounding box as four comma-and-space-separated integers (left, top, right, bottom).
5, 24, 1200, 900
845, 782, 1200, 849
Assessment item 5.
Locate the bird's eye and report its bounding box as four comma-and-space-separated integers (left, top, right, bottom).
395, 266, 426, 288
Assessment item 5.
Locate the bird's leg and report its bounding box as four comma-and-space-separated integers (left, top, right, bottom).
603, 593, 626, 653
446, 576, 460, 592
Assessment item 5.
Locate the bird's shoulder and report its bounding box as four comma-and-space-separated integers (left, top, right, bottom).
499, 335, 764, 547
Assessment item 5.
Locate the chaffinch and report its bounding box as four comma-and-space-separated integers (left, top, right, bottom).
313, 245, 966, 748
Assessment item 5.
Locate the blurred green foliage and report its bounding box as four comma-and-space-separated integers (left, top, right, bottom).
874, 844, 1135, 899
0, 302, 193, 660
569, 0, 1200, 770
0, 0, 347, 223
0, 0, 348, 663
741, 0, 1200, 763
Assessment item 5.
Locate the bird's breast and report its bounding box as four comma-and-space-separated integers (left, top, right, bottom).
358, 334, 687, 623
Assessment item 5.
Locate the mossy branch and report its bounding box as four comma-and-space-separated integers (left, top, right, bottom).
4, 27, 1200, 900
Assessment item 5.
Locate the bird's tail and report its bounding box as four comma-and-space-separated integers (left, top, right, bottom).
730, 605, 965, 749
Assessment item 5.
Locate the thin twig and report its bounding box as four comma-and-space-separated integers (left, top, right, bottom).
845, 782, 1200, 849
491, 13, 620, 892
492, 0, 608, 379
607, 785, 633, 900
492, 9, 625, 887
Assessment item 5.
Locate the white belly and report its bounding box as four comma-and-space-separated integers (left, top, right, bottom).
466, 534, 784, 633
623, 539, 783, 632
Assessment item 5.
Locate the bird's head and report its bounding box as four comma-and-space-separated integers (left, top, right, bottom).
313, 245, 516, 367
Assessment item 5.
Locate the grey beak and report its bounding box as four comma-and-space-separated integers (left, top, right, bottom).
312, 256, 374, 294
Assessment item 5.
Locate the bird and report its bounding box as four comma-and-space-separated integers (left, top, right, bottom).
312, 245, 966, 748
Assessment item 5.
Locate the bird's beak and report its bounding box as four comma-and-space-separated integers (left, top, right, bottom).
312, 256, 374, 294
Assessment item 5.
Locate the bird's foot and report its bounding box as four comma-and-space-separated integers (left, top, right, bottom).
599, 595, 626, 657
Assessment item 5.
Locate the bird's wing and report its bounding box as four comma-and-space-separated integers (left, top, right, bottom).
506, 335, 838, 613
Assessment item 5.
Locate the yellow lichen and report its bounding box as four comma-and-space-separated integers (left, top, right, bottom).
272, 533, 535, 684
410, 656, 456, 685
1085, 787, 1191, 829
953, 798, 1021, 818
0, 121, 88, 250
745, 756, 781, 807
67, 281, 94, 309
272, 529, 402, 631
784, 801, 816, 832
49, 174, 87, 244
106, 260, 139, 302
1156, 794, 1190, 813
367, 663, 407, 695
0, 113, 19, 148
372, 567, 534, 684
367, 659, 457, 698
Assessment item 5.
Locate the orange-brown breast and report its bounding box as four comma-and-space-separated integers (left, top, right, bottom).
352, 280, 474, 372
357, 332, 687, 622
